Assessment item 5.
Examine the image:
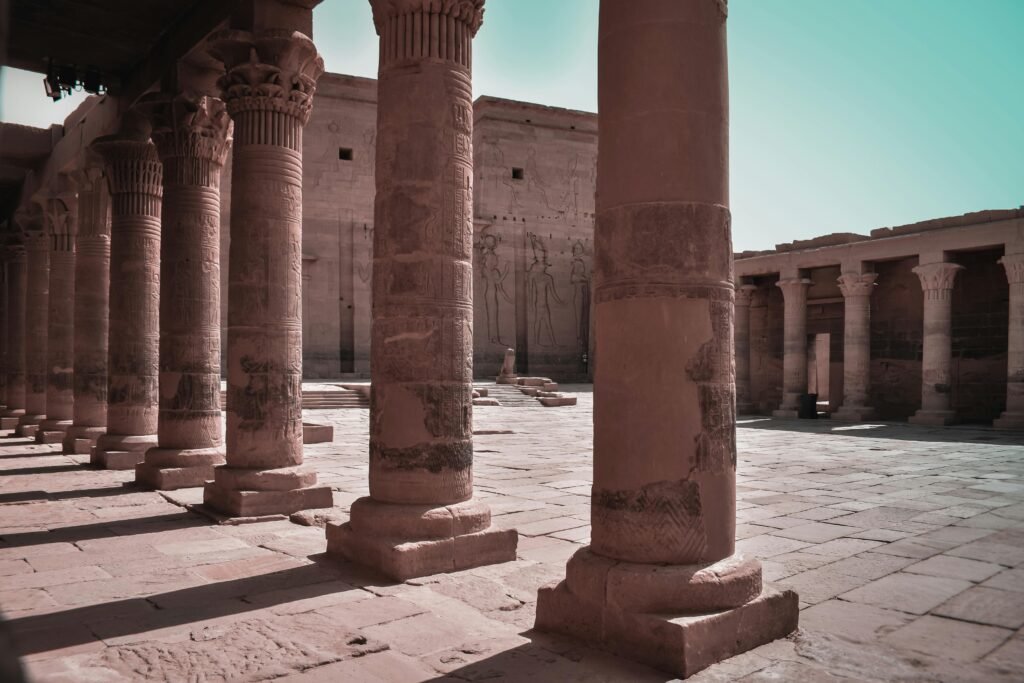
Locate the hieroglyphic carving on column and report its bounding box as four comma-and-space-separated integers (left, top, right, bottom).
913, 262, 963, 300
134, 91, 230, 487
203, 28, 332, 515
39, 190, 77, 436
64, 160, 111, 453
91, 136, 163, 456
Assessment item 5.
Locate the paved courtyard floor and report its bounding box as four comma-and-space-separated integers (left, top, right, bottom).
2, 385, 1024, 681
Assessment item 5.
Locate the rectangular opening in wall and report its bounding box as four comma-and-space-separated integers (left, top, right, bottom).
511, 167, 524, 180
339, 148, 354, 161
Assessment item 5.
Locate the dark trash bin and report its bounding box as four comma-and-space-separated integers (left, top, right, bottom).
798, 393, 818, 419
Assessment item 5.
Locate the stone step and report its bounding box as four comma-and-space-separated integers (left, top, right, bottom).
219, 389, 369, 410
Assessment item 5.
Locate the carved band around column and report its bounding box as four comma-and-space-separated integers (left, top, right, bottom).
371, 0, 484, 69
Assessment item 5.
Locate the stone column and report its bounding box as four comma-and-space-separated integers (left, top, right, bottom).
15, 227, 49, 438
63, 163, 111, 454
135, 92, 229, 490
37, 195, 76, 444
994, 252, 1024, 428
909, 261, 963, 426
735, 283, 757, 414
772, 277, 811, 418
202, 28, 332, 516
833, 272, 877, 421
325, 0, 516, 581
1, 245, 26, 429
0, 254, 7, 412
90, 132, 163, 469
535, 1, 797, 677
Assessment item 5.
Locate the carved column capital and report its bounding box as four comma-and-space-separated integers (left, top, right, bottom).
138, 92, 231, 172
837, 272, 877, 299
90, 138, 163, 200
1000, 253, 1024, 285
370, 0, 484, 69
44, 194, 77, 253
775, 277, 811, 300
913, 262, 963, 296
734, 284, 757, 307
71, 160, 112, 242
370, 0, 485, 34
207, 29, 324, 127
14, 209, 46, 248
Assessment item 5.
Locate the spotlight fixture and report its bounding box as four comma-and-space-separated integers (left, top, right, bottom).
42, 61, 108, 102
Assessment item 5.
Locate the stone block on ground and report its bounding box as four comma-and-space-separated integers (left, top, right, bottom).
302, 423, 334, 444
93, 450, 143, 470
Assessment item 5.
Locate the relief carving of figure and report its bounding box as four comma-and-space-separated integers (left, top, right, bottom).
570, 239, 591, 351
527, 233, 564, 347
476, 230, 513, 344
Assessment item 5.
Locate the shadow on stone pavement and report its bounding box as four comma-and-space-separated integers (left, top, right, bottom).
738, 417, 1024, 445
0, 464, 84, 477
0, 486, 135, 504
0, 512, 203, 546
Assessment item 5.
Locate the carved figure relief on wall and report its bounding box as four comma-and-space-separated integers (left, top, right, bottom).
570, 239, 591, 354
527, 232, 564, 346
475, 227, 513, 345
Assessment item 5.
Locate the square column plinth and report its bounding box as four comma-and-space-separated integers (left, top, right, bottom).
535, 550, 799, 678
326, 498, 517, 581
203, 466, 332, 518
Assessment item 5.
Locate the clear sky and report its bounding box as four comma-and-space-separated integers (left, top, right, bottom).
2, 0, 1022, 250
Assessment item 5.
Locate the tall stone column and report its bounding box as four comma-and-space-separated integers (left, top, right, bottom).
135, 92, 229, 489
326, 0, 516, 581
909, 261, 963, 426
0, 245, 26, 430
90, 132, 163, 469
772, 277, 811, 418
833, 271, 877, 421
15, 226, 49, 438
535, 1, 797, 677
735, 283, 757, 414
0, 254, 7, 412
63, 163, 111, 454
994, 252, 1024, 428
202, 28, 332, 516
37, 195, 76, 444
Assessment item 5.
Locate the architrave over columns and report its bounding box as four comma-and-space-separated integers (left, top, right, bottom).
909, 260, 963, 426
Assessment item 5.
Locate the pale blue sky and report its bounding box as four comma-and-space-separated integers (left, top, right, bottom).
2, 0, 1021, 250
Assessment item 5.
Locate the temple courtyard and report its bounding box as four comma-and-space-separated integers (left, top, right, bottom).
1, 388, 1022, 682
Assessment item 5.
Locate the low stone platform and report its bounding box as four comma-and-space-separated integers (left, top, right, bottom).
0, 389, 1022, 681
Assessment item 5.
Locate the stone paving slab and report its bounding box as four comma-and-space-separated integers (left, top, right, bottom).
0, 389, 1023, 681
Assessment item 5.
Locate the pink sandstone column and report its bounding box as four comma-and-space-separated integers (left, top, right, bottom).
994, 252, 1024, 428
325, 0, 517, 581
202, 29, 332, 516
63, 164, 111, 454
1, 245, 26, 429
135, 93, 229, 490
90, 133, 163, 469
37, 196, 76, 444
772, 277, 812, 418
0, 253, 7, 412
15, 226, 49, 438
909, 261, 963, 426
535, 1, 798, 677
735, 283, 757, 414
833, 272, 877, 421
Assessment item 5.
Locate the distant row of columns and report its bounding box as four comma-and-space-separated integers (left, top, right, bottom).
735, 255, 1023, 426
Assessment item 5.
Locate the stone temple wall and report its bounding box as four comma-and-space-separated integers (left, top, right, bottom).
219, 76, 598, 381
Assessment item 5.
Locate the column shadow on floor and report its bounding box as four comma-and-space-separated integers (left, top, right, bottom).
737, 417, 1024, 445
0, 486, 139, 505
0, 464, 82, 476
6, 557, 363, 656
0, 511, 206, 547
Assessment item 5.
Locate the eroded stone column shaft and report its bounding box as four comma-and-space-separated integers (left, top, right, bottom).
996, 253, 1024, 428
0, 259, 7, 409
17, 232, 49, 436
735, 284, 756, 414
834, 272, 876, 421
136, 94, 229, 490
91, 138, 162, 465
774, 278, 811, 416
39, 206, 76, 442
64, 167, 111, 453
202, 28, 331, 516
2, 248, 26, 422
910, 261, 963, 426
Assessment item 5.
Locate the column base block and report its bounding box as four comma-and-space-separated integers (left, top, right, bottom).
832, 406, 875, 422
92, 449, 143, 470
993, 412, 1024, 430
0, 417, 21, 430
909, 410, 957, 426
203, 465, 333, 517
771, 409, 799, 419
63, 426, 105, 454
326, 520, 518, 581
535, 579, 798, 678
135, 446, 225, 490
36, 431, 65, 445
302, 423, 334, 444
15, 414, 44, 438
